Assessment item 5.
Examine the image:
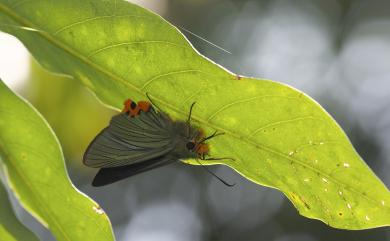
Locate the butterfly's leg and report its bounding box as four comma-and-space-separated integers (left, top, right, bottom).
195, 159, 235, 187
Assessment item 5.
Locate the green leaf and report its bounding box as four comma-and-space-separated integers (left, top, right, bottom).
0, 180, 40, 241
0, 0, 389, 229
0, 80, 114, 241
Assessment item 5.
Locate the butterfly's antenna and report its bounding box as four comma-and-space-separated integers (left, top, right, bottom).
178, 26, 232, 55
187, 102, 196, 137
199, 131, 225, 143
145, 93, 163, 112
195, 159, 235, 187
187, 102, 196, 123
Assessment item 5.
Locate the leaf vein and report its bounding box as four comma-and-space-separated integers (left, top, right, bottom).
141, 69, 206, 90
10, 0, 32, 9
87, 40, 189, 58
248, 116, 325, 139
53, 14, 153, 36
207, 95, 302, 122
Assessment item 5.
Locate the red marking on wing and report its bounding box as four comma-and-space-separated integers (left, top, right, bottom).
122, 99, 134, 113
122, 99, 152, 117
137, 101, 151, 113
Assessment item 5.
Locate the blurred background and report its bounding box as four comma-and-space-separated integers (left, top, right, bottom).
1, 0, 389, 240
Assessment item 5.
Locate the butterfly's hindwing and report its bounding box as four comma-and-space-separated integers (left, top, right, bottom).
92, 156, 177, 186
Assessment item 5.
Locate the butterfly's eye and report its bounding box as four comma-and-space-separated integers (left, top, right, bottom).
130, 101, 137, 109
186, 141, 196, 150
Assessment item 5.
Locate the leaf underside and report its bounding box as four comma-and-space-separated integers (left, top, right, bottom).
0, 80, 114, 241
0, 180, 39, 241
0, 0, 389, 229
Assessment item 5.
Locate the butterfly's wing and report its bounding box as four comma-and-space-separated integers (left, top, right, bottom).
92, 156, 177, 186
83, 108, 176, 168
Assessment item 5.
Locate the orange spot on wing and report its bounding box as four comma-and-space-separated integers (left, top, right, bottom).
121, 100, 152, 117
137, 101, 151, 113
122, 99, 133, 113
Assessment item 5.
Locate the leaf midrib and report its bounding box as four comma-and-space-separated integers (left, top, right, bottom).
0, 2, 385, 209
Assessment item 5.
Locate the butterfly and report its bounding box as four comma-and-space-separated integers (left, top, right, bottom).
83, 97, 230, 186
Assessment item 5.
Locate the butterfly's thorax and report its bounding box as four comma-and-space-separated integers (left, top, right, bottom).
169, 121, 198, 159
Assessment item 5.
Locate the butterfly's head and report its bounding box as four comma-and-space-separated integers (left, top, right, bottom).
184, 129, 212, 159
186, 140, 209, 153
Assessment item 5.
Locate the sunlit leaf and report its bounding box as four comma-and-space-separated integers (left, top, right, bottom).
0, 80, 114, 241
0, 179, 40, 241
0, 0, 389, 229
